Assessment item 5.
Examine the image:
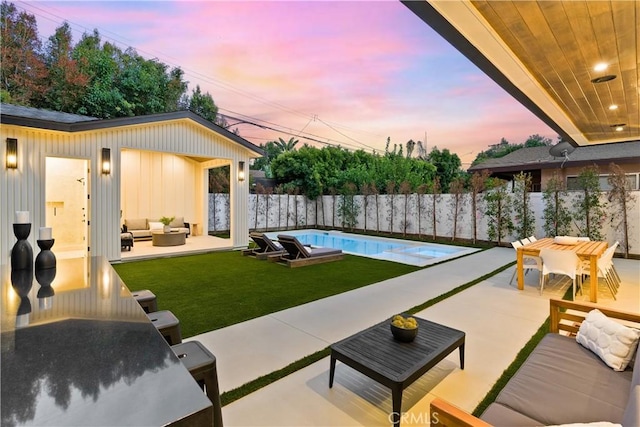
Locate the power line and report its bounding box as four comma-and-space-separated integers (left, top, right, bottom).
15, 1, 380, 151
219, 113, 374, 152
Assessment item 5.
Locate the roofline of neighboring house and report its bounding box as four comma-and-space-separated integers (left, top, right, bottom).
1, 109, 265, 156
468, 156, 639, 174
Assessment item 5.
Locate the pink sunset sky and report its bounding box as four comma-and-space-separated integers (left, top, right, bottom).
21, 0, 557, 167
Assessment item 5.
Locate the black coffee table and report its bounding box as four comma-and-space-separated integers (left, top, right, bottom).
329, 316, 465, 427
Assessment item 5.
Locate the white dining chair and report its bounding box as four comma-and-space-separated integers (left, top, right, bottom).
539, 248, 583, 299
581, 242, 620, 299
510, 240, 542, 286
528, 236, 537, 242
520, 237, 532, 245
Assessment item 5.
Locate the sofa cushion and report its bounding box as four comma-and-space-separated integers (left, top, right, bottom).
622, 385, 640, 427
148, 221, 163, 231
130, 230, 152, 239
125, 218, 147, 231
576, 309, 640, 371
480, 402, 541, 426
494, 333, 632, 425
169, 216, 184, 228
633, 347, 640, 388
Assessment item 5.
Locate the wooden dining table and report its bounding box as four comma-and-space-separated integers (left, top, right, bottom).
517, 238, 608, 302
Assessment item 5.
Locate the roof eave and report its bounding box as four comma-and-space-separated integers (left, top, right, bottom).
1, 110, 265, 156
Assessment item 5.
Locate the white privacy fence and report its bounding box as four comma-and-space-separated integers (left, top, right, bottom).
209, 191, 640, 255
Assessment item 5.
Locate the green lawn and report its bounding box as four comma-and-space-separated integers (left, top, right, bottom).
112, 252, 419, 338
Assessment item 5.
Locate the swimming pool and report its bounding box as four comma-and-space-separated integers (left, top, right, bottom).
265, 229, 479, 267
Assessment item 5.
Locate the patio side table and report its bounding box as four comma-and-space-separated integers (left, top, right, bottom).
329, 317, 465, 427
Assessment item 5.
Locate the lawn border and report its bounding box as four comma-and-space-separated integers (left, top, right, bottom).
220, 260, 515, 407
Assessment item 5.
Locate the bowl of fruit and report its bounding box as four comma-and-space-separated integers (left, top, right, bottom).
390, 314, 419, 342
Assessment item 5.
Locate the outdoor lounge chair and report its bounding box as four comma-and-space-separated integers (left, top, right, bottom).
274, 234, 344, 267
242, 232, 285, 259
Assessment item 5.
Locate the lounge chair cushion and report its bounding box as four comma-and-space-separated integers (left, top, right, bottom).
277, 234, 342, 260
493, 333, 632, 425
306, 247, 341, 257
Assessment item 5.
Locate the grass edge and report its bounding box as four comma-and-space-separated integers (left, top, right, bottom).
220, 260, 515, 407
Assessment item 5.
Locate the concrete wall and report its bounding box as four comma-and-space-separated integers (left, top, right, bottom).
210, 190, 640, 255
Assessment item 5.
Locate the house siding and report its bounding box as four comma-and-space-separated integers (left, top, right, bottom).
1, 118, 253, 263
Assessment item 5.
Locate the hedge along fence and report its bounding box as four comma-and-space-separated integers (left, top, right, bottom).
208, 190, 640, 256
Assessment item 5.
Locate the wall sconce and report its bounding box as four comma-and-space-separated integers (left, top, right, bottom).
238, 161, 245, 181
101, 148, 111, 174
6, 138, 17, 169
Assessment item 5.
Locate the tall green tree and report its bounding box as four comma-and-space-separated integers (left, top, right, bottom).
1, 1, 47, 104
72, 30, 129, 117
426, 146, 462, 193
470, 170, 490, 244
607, 163, 635, 257
483, 178, 513, 245
448, 176, 466, 241
119, 48, 187, 115
573, 166, 607, 241
252, 137, 299, 177
187, 85, 219, 123
512, 172, 535, 239
42, 22, 89, 111
542, 171, 572, 237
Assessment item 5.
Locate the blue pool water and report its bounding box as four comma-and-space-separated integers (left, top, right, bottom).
265, 230, 478, 267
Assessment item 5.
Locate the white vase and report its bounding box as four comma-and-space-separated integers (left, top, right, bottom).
163, 225, 171, 233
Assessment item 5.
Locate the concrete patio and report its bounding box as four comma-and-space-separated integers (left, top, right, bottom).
187, 249, 639, 426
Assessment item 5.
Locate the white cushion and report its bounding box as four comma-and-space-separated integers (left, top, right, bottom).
576, 309, 640, 371
554, 236, 579, 245
148, 221, 163, 231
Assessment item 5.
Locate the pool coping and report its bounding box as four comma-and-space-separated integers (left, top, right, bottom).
265, 229, 480, 267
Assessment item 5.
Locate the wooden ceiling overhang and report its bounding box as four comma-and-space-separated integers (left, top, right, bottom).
402, 0, 639, 147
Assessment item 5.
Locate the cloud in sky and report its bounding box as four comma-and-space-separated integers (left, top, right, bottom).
25, 0, 556, 166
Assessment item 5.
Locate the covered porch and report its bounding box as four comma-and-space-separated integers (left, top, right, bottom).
119, 234, 233, 261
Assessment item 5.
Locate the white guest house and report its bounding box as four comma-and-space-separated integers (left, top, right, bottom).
1, 104, 264, 263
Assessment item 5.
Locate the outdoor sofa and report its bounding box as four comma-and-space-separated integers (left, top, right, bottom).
273, 234, 344, 267
431, 298, 640, 427
123, 217, 190, 241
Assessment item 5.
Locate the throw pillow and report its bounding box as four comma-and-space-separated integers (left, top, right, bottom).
169, 217, 184, 228
576, 309, 640, 371
148, 221, 164, 231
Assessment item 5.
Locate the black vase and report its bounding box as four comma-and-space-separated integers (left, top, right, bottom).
11, 223, 33, 271
35, 239, 56, 270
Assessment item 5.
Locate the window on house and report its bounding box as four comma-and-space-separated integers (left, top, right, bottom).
566, 173, 639, 191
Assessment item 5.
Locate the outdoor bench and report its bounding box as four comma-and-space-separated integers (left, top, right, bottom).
430, 298, 640, 427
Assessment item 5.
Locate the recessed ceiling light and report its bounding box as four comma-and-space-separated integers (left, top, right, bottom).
591, 75, 617, 83
609, 104, 618, 110
594, 63, 608, 72
610, 123, 626, 131
615, 127, 624, 132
